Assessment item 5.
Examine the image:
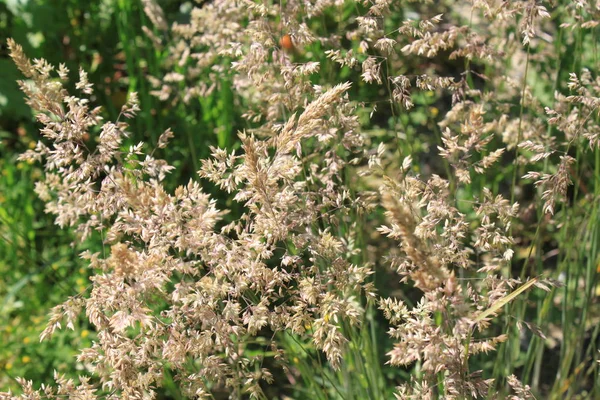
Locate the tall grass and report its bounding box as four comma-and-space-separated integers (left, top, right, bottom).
1, 0, 600, 399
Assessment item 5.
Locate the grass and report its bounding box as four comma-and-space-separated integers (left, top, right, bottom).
1, 0, 600, 399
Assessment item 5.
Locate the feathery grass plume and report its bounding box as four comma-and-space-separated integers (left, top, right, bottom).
3, 0, 597, 397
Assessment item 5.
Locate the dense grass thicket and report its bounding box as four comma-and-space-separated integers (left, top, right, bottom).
1, 0, 600, 399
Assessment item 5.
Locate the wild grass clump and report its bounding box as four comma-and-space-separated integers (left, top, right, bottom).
2, 0, 600, 399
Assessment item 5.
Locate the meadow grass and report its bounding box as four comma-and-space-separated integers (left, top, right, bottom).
1, 0, 600, 399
